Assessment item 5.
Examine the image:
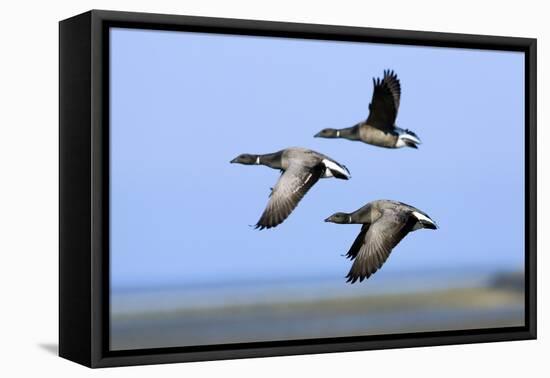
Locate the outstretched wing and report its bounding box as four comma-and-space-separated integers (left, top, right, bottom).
365, 70, 401, 131
346, 208, 414, 283
255, 163, 324, 230
344, 224, 370, 260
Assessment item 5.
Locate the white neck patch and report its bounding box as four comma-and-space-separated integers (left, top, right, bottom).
336, 130, 340, 137
255, 156, 260, 165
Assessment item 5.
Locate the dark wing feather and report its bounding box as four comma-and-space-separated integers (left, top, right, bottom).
344, 224, 370, 260
346, 209, 414, 283
384, 69, 401, 110
255, 163, 324, 229
365, 70, 401, 131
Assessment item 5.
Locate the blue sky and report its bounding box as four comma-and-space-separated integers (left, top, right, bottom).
110, 28, 525, 290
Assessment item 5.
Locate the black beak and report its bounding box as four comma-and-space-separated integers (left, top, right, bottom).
314, 132, 322, 138
324, 217, 332, 222
230, 158, 238, 163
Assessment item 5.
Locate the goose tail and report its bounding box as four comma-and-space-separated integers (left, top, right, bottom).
396, 128, 421, 149
411, 211, 438, 230
322, 159, 351, 180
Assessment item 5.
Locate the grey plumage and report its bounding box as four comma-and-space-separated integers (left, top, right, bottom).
231, 147, 350, 229
325, 200, 437, 283
314, 70, 421, 149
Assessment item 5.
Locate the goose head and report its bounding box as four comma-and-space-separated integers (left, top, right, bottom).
230, 153, 259, 165
324, 212, 352, 224
314, 128, 340, 138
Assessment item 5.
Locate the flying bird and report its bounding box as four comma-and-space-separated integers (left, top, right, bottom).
325, 200, 437, 283
231, 147, 351, 229
314, 70, 421, 149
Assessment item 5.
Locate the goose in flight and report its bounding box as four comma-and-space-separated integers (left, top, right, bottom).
231, 147, 350, 229
325, 199, 437, 283
315, 70, 421, 149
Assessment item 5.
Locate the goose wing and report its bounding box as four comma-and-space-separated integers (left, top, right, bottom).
365, 70, 401, 131
346, 208, 414, 283
344, 224, 370, 260
255, 162, 324, 230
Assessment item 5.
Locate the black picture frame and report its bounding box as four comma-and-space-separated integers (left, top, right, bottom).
59, 9, 537, 368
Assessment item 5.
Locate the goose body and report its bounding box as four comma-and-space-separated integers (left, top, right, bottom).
231, 147, 350, 229
315, 70, 421, 149
325, 200, 437, 283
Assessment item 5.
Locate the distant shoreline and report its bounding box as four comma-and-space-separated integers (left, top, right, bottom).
111, 269, 524, 316
110, 285, 524, 351
112, 285, 524, 320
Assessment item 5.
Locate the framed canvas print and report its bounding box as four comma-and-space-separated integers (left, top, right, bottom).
59, 10, 536, 368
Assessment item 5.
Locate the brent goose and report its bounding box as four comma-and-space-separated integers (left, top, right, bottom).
325, 200, 437, 283
231, 147, 350, 229
314, 70, 421, 149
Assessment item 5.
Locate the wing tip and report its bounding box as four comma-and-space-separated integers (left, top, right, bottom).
383, 68, 397, 78
345, 271, 370, 284
255, 213, 286, 230
254, 221, 276, 230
